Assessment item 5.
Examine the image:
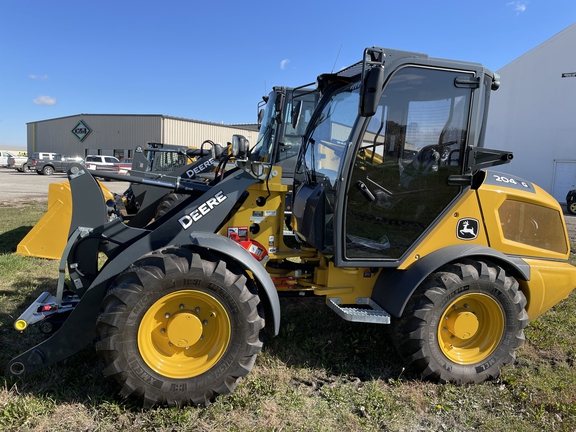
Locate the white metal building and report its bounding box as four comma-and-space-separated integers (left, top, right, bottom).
26, 114, 259, 160
484, 22, 576, 203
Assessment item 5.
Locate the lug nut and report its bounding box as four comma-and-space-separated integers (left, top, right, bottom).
165, 312, 170, 318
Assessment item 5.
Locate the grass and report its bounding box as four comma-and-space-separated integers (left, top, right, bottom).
1, 201, 576, 431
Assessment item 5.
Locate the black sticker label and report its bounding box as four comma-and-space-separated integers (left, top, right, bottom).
483, 171, 535, 193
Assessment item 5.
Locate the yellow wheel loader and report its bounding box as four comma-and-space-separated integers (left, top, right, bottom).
8, 46, 576, 407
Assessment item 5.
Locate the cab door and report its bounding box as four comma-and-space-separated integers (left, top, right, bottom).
342, 65, 476, 262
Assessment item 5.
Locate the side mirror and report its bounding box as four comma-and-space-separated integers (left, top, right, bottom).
232, 135, 250, 158
359, 65, 384, 117
257, 108, 265, 129
291, 100, 302, 129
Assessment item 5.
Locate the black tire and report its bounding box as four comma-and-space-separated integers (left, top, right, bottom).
122, 186, 140, 215
36, 170, 43, 175
568, 200, 576, 215
42, 165, 54, 175
95, 247, 264, 407
390, 259, 528, 384
154, 193, 187, 219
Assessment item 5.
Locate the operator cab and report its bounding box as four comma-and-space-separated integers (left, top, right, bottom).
292, 47, 500, 266
251, 86, 318, 184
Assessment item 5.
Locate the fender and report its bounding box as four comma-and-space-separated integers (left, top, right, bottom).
189, 231, 281, 336
371, 244, 531, 318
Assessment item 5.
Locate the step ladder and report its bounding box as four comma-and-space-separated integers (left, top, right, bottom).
327, 297, 391, 324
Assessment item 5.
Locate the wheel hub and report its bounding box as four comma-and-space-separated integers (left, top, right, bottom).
438, 293, 504, 364
166, 312, 203, 347
137, 290, 231, 378
445, 311, 479, 340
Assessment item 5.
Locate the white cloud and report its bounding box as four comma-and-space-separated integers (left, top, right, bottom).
280, 59, 290, 70
507, 1, 527, 14
33, 95, 57, 106
29, 74, 48, 80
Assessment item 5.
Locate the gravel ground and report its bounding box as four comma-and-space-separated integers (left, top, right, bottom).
1, 166, 576, 244
0, 167, 129, 205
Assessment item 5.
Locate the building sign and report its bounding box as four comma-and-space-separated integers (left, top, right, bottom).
71, 120, 92, 142
562, 72, 576, 78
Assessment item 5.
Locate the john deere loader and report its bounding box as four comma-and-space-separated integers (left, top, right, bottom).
8, 46, 576, 408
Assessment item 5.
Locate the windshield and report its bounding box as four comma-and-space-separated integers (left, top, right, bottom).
251, 88, 318, 168
298, 83, 360, 188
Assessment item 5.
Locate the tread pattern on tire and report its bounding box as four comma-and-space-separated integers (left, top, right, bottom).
154, 193, 186, 220
95, 247, 264, 407
390, 258, 529, 384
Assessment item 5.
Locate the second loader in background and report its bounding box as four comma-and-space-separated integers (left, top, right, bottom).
16, 85, 317, 260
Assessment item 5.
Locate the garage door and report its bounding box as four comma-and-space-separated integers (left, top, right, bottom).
553, 160, 576, 203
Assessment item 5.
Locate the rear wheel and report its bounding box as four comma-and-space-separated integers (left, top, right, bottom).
568, 200, 576, 215
390, 259, 528, 384
42, 166, 54, 175
95, 247, 264, 407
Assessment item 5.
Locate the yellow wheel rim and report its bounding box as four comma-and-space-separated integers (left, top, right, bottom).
437, 293, 504, 364
138, 290, 231, 379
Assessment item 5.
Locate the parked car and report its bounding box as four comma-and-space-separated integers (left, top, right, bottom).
6, 153, 30, 171
566, 189, 576, 215
26, 152, 58, 172
33, 154, 85, 175
85, 155, 120, 178
114, 158, 133, 175
0, 150, 25, 168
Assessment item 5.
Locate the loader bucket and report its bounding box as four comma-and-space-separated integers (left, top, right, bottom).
16, 181, 115, 259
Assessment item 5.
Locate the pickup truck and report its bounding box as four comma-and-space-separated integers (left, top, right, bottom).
1, 150, 27, 169
32, 154, 84, 175
6, 153, 30, 171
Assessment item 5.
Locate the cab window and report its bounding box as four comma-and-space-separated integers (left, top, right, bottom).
345, 66, 473, 259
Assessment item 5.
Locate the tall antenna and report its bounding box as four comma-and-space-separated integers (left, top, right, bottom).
331, 44, 343, 73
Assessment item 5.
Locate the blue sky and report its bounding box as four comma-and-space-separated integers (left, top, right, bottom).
1, 0, 575, 148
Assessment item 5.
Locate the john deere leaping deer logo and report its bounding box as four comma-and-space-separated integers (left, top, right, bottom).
457, 218, 479, 240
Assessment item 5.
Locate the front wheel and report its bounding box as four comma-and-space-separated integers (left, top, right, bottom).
95, 247, 264, 407
568, 200, 576, 215
154, 193, 187, 220
390, 259, 528, 384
